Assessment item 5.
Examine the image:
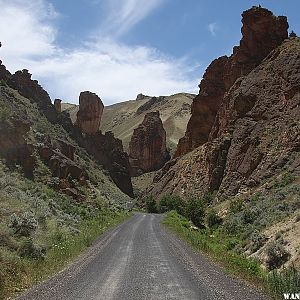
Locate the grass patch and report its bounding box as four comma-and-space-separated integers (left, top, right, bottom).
1, 210, 130, 299
163, 211, 300, 299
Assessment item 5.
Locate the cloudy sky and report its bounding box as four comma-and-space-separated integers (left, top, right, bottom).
0, 0, 299, 105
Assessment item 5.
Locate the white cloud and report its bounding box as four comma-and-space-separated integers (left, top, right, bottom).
0, 0, 57, 63
208, 22, 218, 36
102, 0, 166, 36
0, 0, 199, 105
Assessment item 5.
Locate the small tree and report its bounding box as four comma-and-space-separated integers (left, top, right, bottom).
186, 197, 205, 228
206, 209, 222, 228
158, 194, 186, 216
145, 195, 157, 213
289, 31, 297, 38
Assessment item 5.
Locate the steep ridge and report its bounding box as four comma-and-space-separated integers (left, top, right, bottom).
144, 6, 300, 270
0, 63, 133, 197
147, 6, 297, 199
175, 6, 288, 158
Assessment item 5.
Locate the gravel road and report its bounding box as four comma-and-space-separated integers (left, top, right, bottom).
18, 213, 268, 300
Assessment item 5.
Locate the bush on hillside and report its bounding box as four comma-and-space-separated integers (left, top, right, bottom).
206, 209, 222, 228
10, 212, 38, 237
145, 195, 158, 213
18, 238, 46, 260
266, 240, 290, 270
158, 194, 186, 216
186, 197, 205, 228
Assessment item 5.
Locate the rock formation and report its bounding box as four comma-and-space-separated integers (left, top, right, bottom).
175, 6, 288, 158
74, 91, 133, 197
54, 99, 62, 113
136, 93, 148, 101
146, 7, 299, 201
129, 111, 169, 176
7, 69, 58, 123
0, 60, 11, 82
39, 143, 87, 182
75, 91, 104, 134
82, 131, 134, 196
0, 118, 35, 176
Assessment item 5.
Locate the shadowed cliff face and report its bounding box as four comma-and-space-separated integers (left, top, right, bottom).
0, 118, 35, 177
129, 111, 170, 176
145, 7, 299, 201
175, 6, 288, 158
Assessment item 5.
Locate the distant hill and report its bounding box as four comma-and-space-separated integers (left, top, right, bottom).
62, 93, 194, 155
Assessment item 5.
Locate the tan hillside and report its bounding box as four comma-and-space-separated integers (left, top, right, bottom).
62, 93, 194, 154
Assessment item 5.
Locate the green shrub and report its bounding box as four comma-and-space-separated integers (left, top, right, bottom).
145, 195, 157, 213
222, 217, 243, 235
268, 267, 300, 299
250, 230, 267, 252
186, 197, 205, 228
229, 198, 244, 213
158, 194, 186, 216
206, 209, 222, 228
0, 106, 11, 121
10, 212, 38, 237
266, 240, 290, 270
18, 238, 46, 260
274, 173, 296, 188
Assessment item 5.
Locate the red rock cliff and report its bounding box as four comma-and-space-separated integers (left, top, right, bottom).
75, 91, 104, 134
129, 111, 169, 176
175, 6, 288, 158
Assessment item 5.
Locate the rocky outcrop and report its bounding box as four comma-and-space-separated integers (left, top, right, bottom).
129, 111, 169, 176
136, 93, 148, 101
0, 60, 11, 82
75, 91, 104, 134
146, 7, 299, 201
38, 139, 87, 201
0, 118, 35, 176
82, 131, 134, 197
7, 69, 58, 123
54, 99, 62, 113
136, 96, 166, 115
39, 144, 86, 182
175, 6, 288, 158
74, 91, 133, 197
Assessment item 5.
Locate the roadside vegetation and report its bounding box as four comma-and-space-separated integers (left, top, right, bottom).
0, 86, 132, 299
144, 179, 300, 299
0, 160, 130, 299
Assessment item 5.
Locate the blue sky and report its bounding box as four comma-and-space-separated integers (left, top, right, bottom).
0, 0, 299, 105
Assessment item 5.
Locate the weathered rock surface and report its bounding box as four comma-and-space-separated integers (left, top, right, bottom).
82, 131, 134, 197
0, 118, 35, 176
146, 8, 299, 201
175, 6, 288, 158
54, 99, 62, 113
75, 91, 104, 134
39, 144, 87, 182
7, 69, 58, 123
73, 91, 133, 196
129, 111, 169, 176
0, 60, 11, 82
